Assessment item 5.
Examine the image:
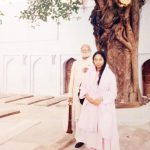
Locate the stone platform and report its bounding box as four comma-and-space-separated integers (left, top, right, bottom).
0, 95, 150, 150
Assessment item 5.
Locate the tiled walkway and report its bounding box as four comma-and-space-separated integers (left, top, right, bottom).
0, 95, 150, 150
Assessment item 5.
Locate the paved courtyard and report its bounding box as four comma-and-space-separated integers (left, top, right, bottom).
0, 95, 150, 150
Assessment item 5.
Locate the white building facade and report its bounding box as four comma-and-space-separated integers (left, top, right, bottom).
138, 0, 150, 96
0, 0, 149, 97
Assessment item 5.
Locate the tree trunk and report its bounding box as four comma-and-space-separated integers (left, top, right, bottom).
90, 0, 145, 105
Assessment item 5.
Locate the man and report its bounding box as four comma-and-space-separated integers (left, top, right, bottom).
68, 44, 92, 148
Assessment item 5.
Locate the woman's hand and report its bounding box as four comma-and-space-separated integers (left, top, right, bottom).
92, 98, 101, 105
85, 94, 102, 106
85, 94, 93, 103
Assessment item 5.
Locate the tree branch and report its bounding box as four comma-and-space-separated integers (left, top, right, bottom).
115, 23, 132, 51
131, 0, 140, 43
96, 0, 105, 10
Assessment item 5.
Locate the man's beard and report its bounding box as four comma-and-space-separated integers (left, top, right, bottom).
81, 53, 90, 59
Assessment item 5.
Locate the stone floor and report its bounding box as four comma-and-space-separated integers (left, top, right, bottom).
0, 95, 150, 150
62, 124, 150, 150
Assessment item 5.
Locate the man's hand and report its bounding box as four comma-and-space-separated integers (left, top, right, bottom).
68, 97, 73, 105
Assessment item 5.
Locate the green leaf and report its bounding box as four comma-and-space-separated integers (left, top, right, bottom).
20, 0, 81, 23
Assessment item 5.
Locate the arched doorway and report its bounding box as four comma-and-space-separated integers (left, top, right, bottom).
64, 58, 76, 93
142, 59, 150, 97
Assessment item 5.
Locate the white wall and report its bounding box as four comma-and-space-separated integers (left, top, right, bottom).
0, 1, 95, 96
0, 0, 96, 54
138, 54, 150, 94
59, 8, 96, 53
138, 0, 150, 94
0, 0, 149, 96
139, 0, 150, 54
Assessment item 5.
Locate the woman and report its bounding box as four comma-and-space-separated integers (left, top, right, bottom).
75, 51, 120, 150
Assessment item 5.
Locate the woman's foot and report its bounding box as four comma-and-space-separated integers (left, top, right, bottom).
75, 142, 84, 148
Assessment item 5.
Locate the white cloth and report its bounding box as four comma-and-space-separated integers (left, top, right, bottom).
68, 58, 92, 127
75, 64, 120, 150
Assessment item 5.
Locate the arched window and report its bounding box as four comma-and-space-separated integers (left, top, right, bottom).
142, 59, 150, 97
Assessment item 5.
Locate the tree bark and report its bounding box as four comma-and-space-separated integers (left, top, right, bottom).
90, 0, 145, 105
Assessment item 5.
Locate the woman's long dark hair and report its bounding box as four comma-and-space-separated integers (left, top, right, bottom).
92, 50, 107, 85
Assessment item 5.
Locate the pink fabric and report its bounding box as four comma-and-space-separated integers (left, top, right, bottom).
76, 64, 120, 150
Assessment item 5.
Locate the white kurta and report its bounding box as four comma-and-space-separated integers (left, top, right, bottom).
68, 58, 92, 128
75, 64, 120, 150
